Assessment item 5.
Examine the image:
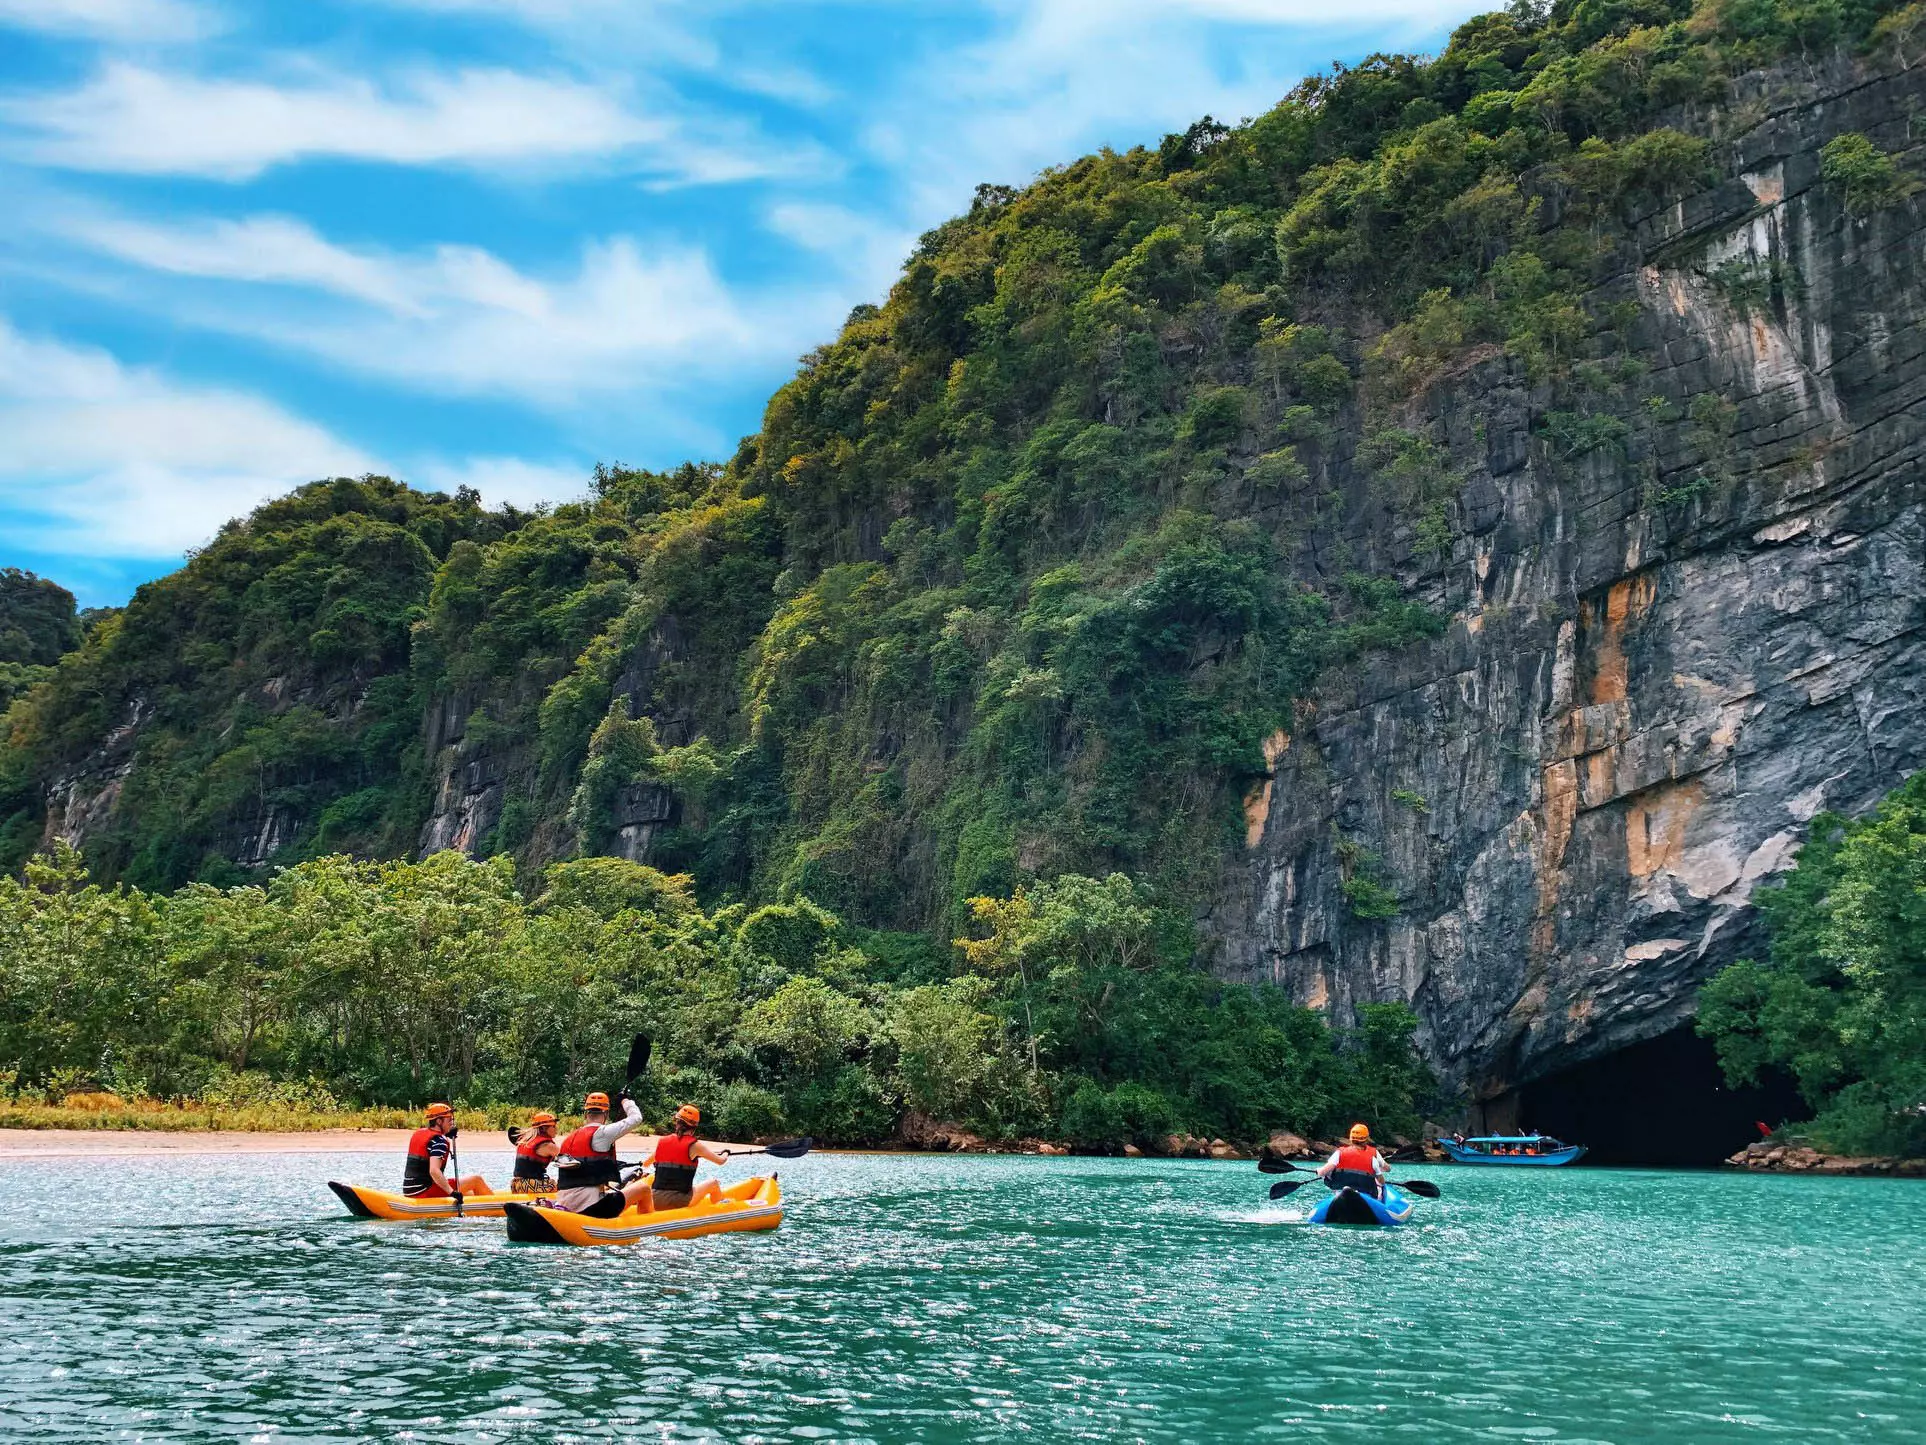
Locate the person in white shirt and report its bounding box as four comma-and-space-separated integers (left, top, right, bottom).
548, 1090, 652, 1213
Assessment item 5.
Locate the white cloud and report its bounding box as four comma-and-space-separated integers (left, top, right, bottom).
0, 60, 800, 182
0, 0, 209, 42
415, 455, 589, 511
0, 318, 373, 557
55, 210, 826, 416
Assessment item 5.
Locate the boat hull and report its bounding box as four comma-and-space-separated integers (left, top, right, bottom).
1308, 1184, 1415, 1227
328, 1181, 543, 1220
1439, 1142, 1586, 1166
503, 1176, 783, 1247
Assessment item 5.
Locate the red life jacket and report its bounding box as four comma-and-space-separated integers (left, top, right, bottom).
556, 1123, 622, 1188
402, 1127, 449, 1197
513, 1134, 555, 1184
652, 1130, 699, 1194
1335, 1144, 1380, 1174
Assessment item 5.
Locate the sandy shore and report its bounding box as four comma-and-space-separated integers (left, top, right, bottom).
0, 1127, 432, 1156
0, 1127, 787, 1158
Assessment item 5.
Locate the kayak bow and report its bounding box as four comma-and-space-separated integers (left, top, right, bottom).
328, 1181, 541, 1220
503, 1176, 783, 1246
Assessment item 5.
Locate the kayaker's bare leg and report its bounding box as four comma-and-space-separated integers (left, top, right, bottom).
452, 1173, 490, 1196
620, 1178, 653, 1212
688, 1180, 723, 1208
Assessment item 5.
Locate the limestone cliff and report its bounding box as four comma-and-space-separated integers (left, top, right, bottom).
1213, 53, 1926, 1103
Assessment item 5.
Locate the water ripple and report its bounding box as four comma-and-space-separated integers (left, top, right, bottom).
0, 1152, 1921, 1440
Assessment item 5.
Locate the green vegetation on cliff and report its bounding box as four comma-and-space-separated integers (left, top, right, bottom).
12, 0, 1910, 920
1699, 769, 1926, 1157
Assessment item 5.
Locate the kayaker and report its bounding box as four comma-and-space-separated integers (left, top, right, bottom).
639, 1104, 730, 1212
549, 1091, 652, 1214
1317, 1123, 1389, 1199
511, 1111, 560, 1194
402, 1103, 492, 1199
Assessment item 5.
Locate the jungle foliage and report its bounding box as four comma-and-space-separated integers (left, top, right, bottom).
1698, 770, 1926, 1157
0, 847, 1431, 1146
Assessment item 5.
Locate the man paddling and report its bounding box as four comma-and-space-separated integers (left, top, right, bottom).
402, 1103, 492, 1199
511, 1111, 560, 1194
548, 1091, 653, 1214
637, 1104, 730, 1212
1317, 1123, 1389, 1199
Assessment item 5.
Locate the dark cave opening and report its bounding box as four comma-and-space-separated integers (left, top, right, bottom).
1511, 1026, 1808, 1167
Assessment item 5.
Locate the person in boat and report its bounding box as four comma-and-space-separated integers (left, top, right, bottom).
403, 1102, 492, 1200
639, 1104, 731, 1213
511, 1111, 560, 1194
1317, 1123, 1389, 1199
549, 1091, 653, 1214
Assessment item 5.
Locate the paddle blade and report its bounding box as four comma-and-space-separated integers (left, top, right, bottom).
506, 1126, 522, 1145
1268, 1179, 1310, 1200
624, 1033, 652, 1084
1395, 1179, 1441, 1199
761, 1137, 812, 1159
1256, 1156, 1300, 1175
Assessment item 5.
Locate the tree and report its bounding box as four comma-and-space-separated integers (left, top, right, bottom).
1699, 770, 1926, 1155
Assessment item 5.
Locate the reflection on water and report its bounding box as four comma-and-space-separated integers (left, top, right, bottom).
0, 1150, 1921, 1441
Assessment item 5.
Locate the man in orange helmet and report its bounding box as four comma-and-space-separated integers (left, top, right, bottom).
402, 1103, 491, 1199
550, 1090, 652, 1214
639, 1104, 731, 1212
1317, 1123, 1389, 1199
510, 1111, 561, 1194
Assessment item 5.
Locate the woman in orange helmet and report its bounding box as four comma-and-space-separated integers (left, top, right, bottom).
401, 1103, 491, 1199
640, 1104, 731, 1212
511, 1111, 561, 1194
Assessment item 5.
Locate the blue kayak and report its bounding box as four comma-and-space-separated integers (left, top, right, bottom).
1308, 1183, 1415, 1227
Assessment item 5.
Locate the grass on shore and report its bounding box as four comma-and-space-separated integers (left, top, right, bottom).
0, 1094, 532, 1133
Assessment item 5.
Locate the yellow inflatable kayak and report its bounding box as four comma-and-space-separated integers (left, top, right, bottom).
502, 1176, 783, 1245
328, 1181, 547, 1220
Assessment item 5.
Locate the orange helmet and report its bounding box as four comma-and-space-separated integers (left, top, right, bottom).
425, 1102, 454, 1121
1348, 1123, 1371, 1143
584, 1091, 611, 1111
675, 1104, 701, 1127
529, 1111, 558, 1127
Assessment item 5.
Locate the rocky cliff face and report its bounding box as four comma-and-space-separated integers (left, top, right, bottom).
1213, 54, 1926, 1103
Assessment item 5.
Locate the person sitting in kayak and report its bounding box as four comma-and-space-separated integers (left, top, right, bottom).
511, 1111, 560, 1194
1317, 1123, 1389, 1199
549, 1091, 652, 1214
640, 1104, 730, 1212
403, 1103, 491, 1199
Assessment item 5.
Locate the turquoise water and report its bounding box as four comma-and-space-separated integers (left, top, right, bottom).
1, 1149, 1921, 1442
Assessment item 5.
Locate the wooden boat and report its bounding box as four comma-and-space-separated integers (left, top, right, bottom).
502, 1175, 784, 1246
1440, 1134, 1586, 1166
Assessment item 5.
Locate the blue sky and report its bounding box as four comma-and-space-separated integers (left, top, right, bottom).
0, 0, 1480, 606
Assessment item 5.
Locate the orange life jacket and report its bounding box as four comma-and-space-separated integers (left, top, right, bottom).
1335, 1144, 1379, 1174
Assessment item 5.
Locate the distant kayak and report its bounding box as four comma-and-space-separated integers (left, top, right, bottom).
328, 1181, 540, 1219
503, 1175, 784, 1246
1308, 1184, 1416, 1227
1441, 1134, 1586, 1166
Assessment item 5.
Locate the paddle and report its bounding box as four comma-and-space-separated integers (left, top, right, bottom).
720, 1137, 812, 1160
509, 1034, 652, 1145
1270, 1176, 1442, 1202
1257, 1157, 1319, 1175
447, 1123, 464, 1217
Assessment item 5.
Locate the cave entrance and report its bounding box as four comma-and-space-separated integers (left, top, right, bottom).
1509, 1025, 1807, 1167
